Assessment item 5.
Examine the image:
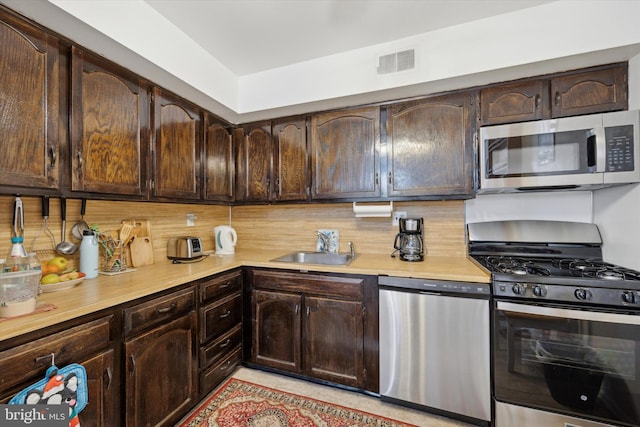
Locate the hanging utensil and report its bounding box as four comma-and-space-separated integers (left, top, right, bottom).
56, 197, 78, 255
30, 196, 57, 252
71, 198, 90, 240
12, 195, 24, 238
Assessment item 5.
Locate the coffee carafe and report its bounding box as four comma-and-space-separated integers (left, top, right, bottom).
393, 218, 424, 262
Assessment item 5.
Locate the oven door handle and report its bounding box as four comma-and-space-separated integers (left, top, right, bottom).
497, 301, 640, 325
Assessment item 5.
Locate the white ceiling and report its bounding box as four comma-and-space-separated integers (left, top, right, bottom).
144, 0, 555, 75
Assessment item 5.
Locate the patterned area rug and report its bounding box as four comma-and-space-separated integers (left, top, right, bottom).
178, 378, 418, 427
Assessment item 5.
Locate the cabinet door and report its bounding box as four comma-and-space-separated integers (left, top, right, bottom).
152, 88, 201, 200
252, 289, 302, 373
273, 117, 309, 201
304, 296, 365, 388
80, 349, 117, 427
125, 313, 197, 427
480, 80, 549, 125
387, 92, 475, 197
235, 122, 272, 202
71, 47, 149, 196
203, 113, 234, 202
551, 64, 627, 117
0, 12, 59, 189
311, 106, 380, 199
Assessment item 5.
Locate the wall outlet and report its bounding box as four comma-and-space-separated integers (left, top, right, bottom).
392, 211, 407, 226
186, 213, 197, 227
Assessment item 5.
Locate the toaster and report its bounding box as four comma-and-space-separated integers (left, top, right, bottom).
167, 236, 204, 260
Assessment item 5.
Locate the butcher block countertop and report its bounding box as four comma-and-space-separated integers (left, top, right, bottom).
0, 249, 490, 342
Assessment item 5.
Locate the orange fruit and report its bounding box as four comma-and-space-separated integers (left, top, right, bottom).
47, 264, 60, 274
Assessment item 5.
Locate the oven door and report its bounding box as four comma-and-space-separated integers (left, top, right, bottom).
494, 300, 640, 427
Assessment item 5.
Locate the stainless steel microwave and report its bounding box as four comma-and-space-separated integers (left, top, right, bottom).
478, 110, 640, 193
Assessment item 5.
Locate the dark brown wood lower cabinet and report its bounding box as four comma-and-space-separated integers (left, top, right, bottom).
81, 349, 117, 427
250, 269, 377, 392
124, 313, 197, 427
304, 296, 364, 387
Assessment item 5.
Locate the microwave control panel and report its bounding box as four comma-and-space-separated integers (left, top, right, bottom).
605, 125, 634, 172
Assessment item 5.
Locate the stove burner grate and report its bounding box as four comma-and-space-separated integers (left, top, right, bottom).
553, 258, 640, 281
483, 256, 551, 276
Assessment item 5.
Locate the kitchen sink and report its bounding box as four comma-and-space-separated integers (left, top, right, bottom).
270, 251, 358, 266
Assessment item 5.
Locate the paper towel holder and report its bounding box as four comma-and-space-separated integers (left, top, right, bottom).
352, 201, 393, 218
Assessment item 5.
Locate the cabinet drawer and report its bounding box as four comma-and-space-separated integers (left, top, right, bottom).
200, 324, 241, 369
253, 270, 364, 299
200, 345, 241, 394
199, 292, 242, 343
199, 270, 242, 304
124, 287, 195, 336
0, 316, 113, 393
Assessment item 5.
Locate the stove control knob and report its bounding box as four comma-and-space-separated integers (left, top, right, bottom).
574, 288, 592, 301
512, 283, 526, 295
621, 291, 636, 304
532, 285, 547, 297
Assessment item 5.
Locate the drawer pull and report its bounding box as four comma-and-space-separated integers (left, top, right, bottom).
35, 352, 55, 366
220, 360, 233, 372
220, 281, 231, 288
156, 302, 177, 314
129, 355, 136, 376
219, 310, 232, 319
219, 338, 231, 349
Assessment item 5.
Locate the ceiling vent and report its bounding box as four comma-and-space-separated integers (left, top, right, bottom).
377, 49, 415, 74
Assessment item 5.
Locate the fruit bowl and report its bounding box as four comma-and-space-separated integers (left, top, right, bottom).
41, 277, 85, 293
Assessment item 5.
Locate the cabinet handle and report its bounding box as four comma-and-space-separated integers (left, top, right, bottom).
48, 146, 56, 169
219, 310, 232, 319
535, 94, 541, 109
76, 151, 83, 171
219, 281, 231, 288
220, 360, 233, 372
295, 304, 300, 315
219, 338, 231, 348
129, 355, 136, 376
375, 172, 379, 185
104, 367, 112, 390
388, 171, 392, 184
35, 352, 55, 365
306, 306, 310, 317
156, 302, 177, 314
555, 91, 561, 106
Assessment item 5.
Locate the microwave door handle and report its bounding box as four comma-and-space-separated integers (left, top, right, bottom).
497, 301, 640, 326
593, 126, 607, 173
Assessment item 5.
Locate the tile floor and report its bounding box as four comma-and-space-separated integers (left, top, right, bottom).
227, 366, 476, 427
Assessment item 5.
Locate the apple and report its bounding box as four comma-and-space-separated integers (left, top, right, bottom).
48, 256, 68, 271
41, 273, 61, 285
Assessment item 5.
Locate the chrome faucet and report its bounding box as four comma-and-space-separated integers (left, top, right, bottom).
316, 231, 330, 253
348, 241, 355, 258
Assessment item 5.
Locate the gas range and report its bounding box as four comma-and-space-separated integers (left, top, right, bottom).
468, 220, 640, 309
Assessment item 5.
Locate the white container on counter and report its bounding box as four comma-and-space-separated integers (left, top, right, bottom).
80, 230, 99, 279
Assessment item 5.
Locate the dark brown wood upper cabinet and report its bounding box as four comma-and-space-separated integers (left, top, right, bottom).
480, 80, 549, 126
203, 113, 234, 202
386, 92, 476, 197
480, 63, 628, 126
272, 116, 309, 201
235, 121, 272, 202
311, 106, 381, 199
70, 47, 149, 196
551, 65, 627, 117
0, 11, 60, 190
152, 87, 202, 200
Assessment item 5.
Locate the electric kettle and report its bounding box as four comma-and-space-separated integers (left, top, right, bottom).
214, 225, 237, 255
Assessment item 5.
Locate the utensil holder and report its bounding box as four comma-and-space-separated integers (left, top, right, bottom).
102, 240, 127, 273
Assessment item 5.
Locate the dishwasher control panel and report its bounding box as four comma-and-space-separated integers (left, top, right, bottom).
378, 276, 490, 296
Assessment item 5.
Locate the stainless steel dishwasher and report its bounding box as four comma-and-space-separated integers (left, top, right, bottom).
379, 276, 491, 425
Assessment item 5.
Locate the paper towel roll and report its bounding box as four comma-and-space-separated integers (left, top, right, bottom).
352, 201, 393, 217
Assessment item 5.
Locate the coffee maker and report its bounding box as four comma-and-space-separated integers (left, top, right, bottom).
393, 218, 424, 262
